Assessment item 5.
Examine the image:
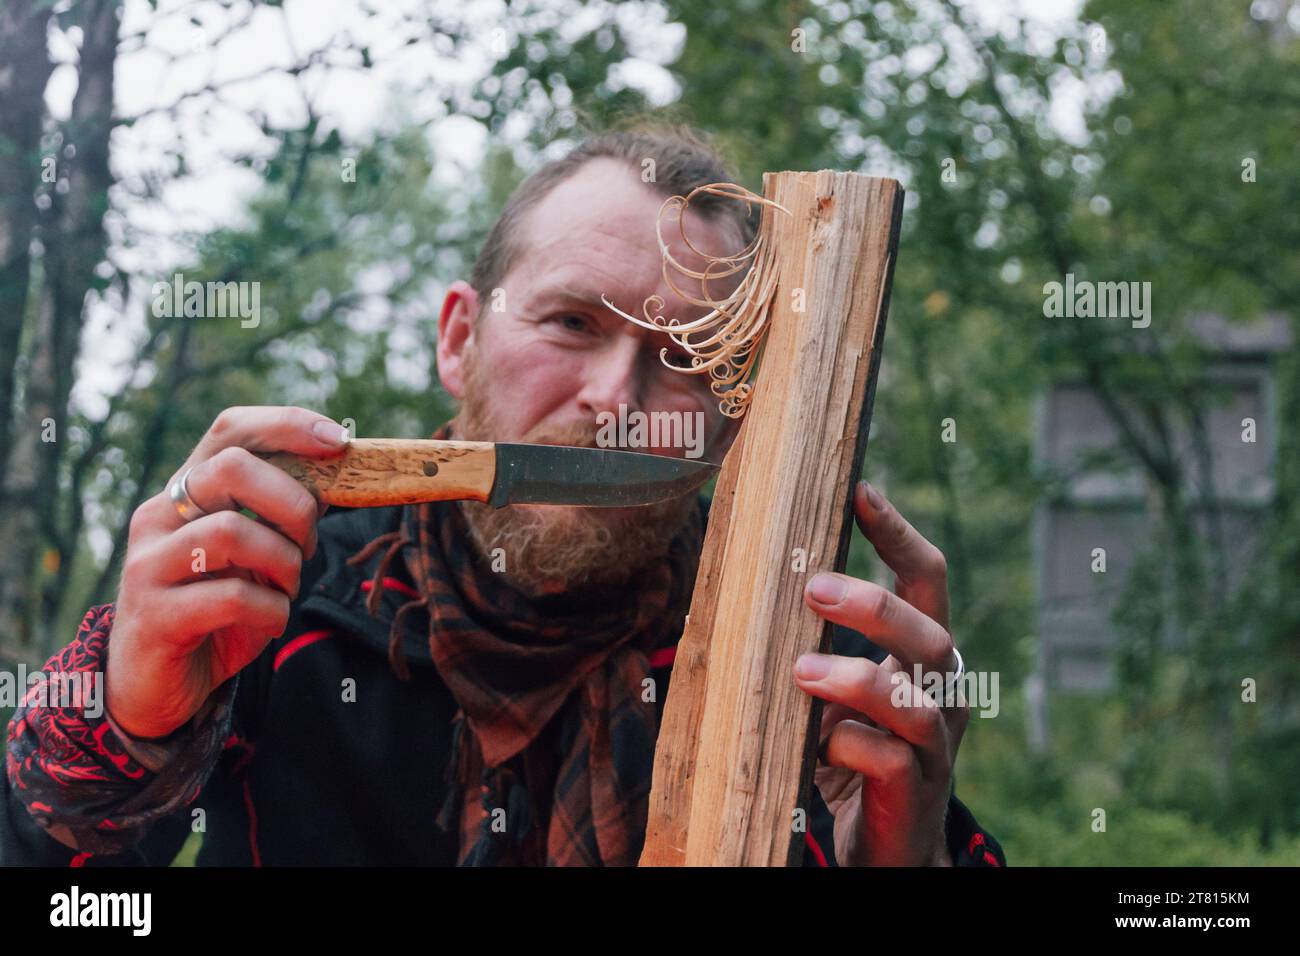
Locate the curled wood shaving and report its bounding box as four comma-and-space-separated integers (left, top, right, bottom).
602, 182, 791, 419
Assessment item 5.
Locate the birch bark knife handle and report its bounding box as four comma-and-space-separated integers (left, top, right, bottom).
260, 439, 497, 508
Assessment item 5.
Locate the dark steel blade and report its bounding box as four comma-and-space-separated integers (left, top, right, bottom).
488, 443, 718, 508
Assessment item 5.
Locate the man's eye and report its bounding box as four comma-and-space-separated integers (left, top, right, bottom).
552, 314, 590, 334
661, 343, 693, 367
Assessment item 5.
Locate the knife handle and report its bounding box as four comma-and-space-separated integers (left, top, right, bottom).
260, 439, 496, 508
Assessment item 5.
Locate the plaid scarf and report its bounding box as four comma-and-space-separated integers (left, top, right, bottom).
352, 422, 703, 866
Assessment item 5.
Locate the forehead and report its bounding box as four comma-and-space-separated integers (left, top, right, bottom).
510, 157, 747, 316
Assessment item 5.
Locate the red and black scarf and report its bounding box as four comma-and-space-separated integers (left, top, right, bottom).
354, 422, 703, 866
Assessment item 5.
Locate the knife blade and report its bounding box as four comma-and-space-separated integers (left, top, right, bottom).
260, 438, 718, 509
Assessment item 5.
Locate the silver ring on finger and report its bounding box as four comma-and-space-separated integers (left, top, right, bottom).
169, 466, 208, 523
940, 646, 965, 708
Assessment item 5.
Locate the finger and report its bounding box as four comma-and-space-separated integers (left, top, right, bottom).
854, 481, 949, 631
818, 655, 913, 740
821, 700, 865, 736
811, 707, 866, 812
805, 572, 956, 672
158, 576, 292, 654
167, 446, 321, 551
141, 407, 345, 539
794, 653, 950, 779
124, 489, 188, 540
150, 510, 304, 598
180, 406, 348, 475
822, 717, 921, 791
818, 700, 883, 749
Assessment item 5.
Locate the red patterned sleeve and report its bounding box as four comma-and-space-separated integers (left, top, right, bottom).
4, 604, 235, 856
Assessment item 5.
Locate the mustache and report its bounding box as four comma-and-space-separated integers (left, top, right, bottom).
520, 421, 602, 449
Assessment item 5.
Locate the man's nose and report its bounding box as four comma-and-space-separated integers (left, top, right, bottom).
575, 337, 644, 418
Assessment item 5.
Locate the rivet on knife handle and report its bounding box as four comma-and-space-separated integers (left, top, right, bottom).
260, 439, 497, 508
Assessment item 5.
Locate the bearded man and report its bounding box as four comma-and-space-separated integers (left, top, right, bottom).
2, 125, 1004, 868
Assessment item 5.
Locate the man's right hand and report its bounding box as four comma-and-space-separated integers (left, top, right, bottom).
105, 406, 350, 740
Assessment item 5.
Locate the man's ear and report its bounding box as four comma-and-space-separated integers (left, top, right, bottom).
437, 280, 481, 400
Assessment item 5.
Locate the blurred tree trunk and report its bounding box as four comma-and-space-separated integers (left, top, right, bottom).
0, 0, 120, 650
0, 2, 54, 490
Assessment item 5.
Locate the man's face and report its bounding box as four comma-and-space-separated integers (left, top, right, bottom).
437, 157, 746, 595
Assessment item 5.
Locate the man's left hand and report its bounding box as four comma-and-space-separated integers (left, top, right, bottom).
794, 480, 969, 867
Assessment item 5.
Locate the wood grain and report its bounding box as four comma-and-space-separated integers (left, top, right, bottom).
639, 171, 904, 866
262, 438, 496, 507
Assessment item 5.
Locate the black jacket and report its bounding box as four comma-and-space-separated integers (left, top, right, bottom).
2, 500, 1006, 867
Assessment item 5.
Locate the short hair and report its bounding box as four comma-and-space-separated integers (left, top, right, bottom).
468, 122, 758, 307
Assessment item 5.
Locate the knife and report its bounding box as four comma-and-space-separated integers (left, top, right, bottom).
260, 439, 718, 509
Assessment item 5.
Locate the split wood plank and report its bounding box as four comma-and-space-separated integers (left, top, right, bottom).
640, 170, 904, 866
